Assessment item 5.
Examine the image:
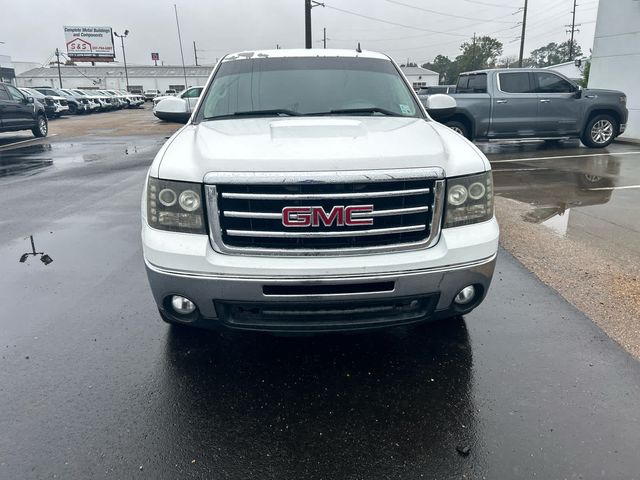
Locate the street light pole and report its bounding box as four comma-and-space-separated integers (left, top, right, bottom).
114, 30, 130, 91
518, 0, 528, 68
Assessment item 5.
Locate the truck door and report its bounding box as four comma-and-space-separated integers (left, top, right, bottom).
2, 84, 34, 128
533, 71, 583, 136
490, 72, 540, 138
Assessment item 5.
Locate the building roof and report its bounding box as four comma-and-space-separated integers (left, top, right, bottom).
18, 65, 215, 78
400, 66, 439, 76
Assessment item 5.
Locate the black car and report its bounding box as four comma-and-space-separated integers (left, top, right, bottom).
0, 82, 48, 138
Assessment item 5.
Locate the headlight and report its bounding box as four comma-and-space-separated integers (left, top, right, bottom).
444, 171, 493, 228
147, 177, 206, 233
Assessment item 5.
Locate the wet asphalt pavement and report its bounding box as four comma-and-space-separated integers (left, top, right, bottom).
1, 127, 640, 479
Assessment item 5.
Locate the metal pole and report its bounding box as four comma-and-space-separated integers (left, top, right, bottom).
120, 37, 130, 91
193, 41, 199, 66
323, 27, 326, 49
518, 0, 528, 67
55, 48, 63, 88
569, 0, 577, 60
174, 4, 189, 91
305, 0, 312, 48
471, 32, 476, 70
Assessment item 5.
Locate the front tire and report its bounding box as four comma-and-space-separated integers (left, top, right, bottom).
31, 115, 48, 138
445, 120, 470, 140
68, 103, 77, 115
581, 114, 617, 148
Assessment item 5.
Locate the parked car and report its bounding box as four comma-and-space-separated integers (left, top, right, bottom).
141, 49, 498, 332
69, 89, 101, 112
164, 89, 177, 95
116, 90, 144, 107
152, 86, 204, 122
19, 88, 68, 118
33, 87, 87, 115
441, 68, 628, 148
0, 82, 48, 137
144, 89, 161, 101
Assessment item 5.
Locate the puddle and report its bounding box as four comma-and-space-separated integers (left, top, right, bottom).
0, 137, 162, 179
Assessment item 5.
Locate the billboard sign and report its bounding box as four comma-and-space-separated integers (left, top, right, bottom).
64, 26, 115, 62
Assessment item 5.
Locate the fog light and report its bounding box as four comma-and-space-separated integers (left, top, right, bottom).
454, 285, 476, 305
171, 295, 196, 315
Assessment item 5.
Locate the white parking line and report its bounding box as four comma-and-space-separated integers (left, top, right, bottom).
489, 150, 640, 163
0, 134, 57, 150
588, 185, 640, 191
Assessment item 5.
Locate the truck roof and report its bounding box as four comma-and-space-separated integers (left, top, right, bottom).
221, 48, 390, 62
459, 68, 541, 75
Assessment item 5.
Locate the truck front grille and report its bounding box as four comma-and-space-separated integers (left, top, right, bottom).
205, 168, 444, 255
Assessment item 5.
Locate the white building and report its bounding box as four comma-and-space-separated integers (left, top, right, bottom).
17, 65, 214, 92
589, 0, 640, 141
400, 66, 439, 89
543, 59, 588, 83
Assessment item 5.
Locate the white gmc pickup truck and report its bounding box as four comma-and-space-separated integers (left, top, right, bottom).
141, 49, 499, 333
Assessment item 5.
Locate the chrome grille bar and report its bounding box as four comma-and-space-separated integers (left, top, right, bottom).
220, 187, 430, 200
226, 225, 426, 238
223, 205, 430, 219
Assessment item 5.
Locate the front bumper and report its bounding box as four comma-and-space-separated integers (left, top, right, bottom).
142, 217, 499, 332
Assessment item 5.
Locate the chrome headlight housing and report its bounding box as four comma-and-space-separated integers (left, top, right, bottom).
444, 171, 494, 228
147, 177, 206, 234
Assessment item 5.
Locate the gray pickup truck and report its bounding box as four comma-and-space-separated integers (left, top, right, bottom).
441, 68, 628, 148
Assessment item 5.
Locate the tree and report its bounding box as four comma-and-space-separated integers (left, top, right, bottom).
580, 59, 591, 88
527, 40, 583, 67
456, 35, 503, 72
422, 55, 454, 84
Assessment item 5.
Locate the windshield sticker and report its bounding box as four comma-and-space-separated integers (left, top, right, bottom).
399, 104, 411, 114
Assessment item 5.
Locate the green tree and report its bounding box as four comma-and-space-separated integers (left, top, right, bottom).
456, 36, 503, 72
528, 40, 583, 67
422, 54, 455, 84
580, 59, 591, 88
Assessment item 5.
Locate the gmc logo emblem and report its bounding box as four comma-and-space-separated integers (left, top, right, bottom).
282, 205, 374, 227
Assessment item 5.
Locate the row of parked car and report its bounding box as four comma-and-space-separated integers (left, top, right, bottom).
17, 87, 145, 118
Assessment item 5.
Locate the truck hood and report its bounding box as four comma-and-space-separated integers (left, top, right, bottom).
154, 117, 489, 182
583, 88, 625, 97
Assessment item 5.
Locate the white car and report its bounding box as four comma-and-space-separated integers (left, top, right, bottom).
152, 86, 204, 122
70, 89, 101, 112
20, 88, 69, 117
141, 49, 499, 332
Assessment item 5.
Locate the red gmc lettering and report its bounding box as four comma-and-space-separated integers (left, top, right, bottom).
282, 205, 374, 227
345, 205, 374, 226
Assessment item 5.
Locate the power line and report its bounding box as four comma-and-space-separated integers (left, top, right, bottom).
323, 3, 470, 37
384, 0, 516, 24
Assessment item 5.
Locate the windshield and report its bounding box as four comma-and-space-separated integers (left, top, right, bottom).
197, 56, 421, 120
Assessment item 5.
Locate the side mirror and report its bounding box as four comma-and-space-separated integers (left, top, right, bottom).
425, 94, 457, 120
25, 96, 34, 104
574, 85, 583, 99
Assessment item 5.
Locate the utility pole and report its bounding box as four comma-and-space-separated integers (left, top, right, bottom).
323, 27, 327, 49
55, 48, 63, 88
193, 41, 199, 66
566, 0, 580, 60
174, 4, 189, 92
518, 0, 528, 67
114, 30, 130, 90
304, 0, 324, 49
471, 33, 477, 70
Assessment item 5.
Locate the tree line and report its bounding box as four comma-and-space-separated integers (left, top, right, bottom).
402, 36, 583, 85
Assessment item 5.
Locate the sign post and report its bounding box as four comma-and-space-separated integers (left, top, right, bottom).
151, 52, 159, 66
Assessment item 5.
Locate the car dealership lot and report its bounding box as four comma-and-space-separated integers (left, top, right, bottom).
1, 112, 640, 479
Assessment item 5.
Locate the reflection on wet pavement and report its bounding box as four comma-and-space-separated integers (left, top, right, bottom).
481, 140, 640, 260
0, 137, 161, 179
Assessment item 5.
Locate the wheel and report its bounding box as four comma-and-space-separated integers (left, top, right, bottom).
68, 103, 77, 115
31, 115, 48, 138
581, 114, 617, 148
445, 120, 470, 139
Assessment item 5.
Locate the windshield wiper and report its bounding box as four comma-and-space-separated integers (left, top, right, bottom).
204, 109, 301, 120
324, 107, 400, 116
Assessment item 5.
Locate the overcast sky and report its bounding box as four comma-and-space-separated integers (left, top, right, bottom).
1, 0, 599, 67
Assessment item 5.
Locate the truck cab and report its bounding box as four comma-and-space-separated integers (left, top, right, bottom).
442, 68, 628, 148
